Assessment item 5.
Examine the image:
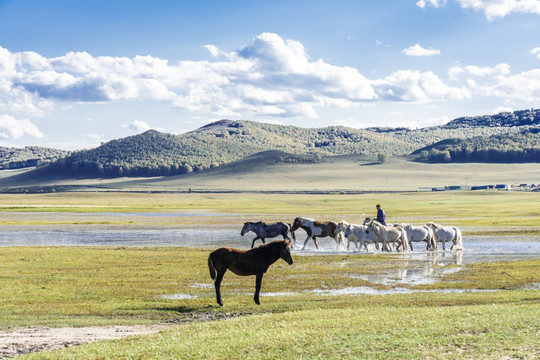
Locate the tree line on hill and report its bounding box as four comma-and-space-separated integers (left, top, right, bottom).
415, 129, 540, 163
2, 108, 539, 177
0, 146, 69, 170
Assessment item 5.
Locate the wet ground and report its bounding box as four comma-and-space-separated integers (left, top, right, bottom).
1, 212, 539, 296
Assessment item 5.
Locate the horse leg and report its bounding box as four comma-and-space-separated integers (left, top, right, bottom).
302, 235, 312, 250
409, 240, 414, 251
214, 270, 226, 306
254, 273, 263, 305
313, 236, 319, 250
251, 236, 261, 249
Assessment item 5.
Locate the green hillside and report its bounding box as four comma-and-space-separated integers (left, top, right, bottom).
414, 128, 540, 163
3, 108, 539, 179
0, 146, 69, 169
42, 108, 539, 177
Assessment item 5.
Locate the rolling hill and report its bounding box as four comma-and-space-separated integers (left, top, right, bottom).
0, 146, 69, 170
1, 108, 539, 183
412, 128, 540, 163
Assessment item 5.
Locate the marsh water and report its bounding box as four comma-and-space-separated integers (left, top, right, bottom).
1, 211, 539, 295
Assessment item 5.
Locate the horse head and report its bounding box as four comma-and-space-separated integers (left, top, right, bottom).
365, 219, 375, 233
363, 217, 372, 226
280, 240, 294, 265
241, 222, 251, 236
290, 217, 302, 232
344, 225, 353, 238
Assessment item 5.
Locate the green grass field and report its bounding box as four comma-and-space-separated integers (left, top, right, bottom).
0, 191, 539, 359
1, 247, 539, 359
2, 155, 540, 193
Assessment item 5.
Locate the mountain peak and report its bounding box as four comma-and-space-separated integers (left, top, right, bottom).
192, 119, 236, 133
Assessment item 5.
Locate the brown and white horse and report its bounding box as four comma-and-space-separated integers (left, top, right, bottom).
208, 240, 294, 306
290, 217, 339, 250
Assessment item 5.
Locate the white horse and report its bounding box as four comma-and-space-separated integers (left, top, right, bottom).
365, 220, 409, 252
344, 223, 380, 251
394, 223, 436, 251
334, 220, 350, 248
426, 222, 463, 250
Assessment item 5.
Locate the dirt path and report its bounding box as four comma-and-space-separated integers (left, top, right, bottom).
0, 324, 172, 359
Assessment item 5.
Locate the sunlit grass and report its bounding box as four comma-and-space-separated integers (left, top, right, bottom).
0, 192, 539, 230
1, 246, 538, 359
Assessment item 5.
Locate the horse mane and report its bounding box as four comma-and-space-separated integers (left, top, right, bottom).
253, 239, 290, 250
427, 222, 441, 229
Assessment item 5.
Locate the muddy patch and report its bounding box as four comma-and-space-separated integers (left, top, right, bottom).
0, 324, 170, 359
0, 311, 249, 359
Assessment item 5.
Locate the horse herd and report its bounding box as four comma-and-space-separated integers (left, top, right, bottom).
241, 217, 464, 252
208, 217, 463, 306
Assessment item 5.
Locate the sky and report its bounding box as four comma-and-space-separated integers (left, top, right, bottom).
1, 0, 540, 150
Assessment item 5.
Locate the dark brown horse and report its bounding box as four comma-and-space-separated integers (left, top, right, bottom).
207, 240, 293, 306
290, 217, 339, 250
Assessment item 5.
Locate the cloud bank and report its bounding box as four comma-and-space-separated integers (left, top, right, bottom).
0, 33, 469, 129
0, 32, 539, 139
418, 0, 540, 21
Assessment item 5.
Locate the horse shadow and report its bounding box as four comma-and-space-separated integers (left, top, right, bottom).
359, 162, 381, 166
145, 305, 198, 313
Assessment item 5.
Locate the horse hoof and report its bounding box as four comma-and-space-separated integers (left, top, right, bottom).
218, 301, 223, 306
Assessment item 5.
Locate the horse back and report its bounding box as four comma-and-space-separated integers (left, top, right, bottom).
263, 222, 289, 237
210, 247, 271, 276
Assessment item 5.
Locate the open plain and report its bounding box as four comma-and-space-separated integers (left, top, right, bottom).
0, 190, 539, 359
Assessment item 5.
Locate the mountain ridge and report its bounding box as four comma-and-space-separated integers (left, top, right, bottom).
1, 108, 539, 178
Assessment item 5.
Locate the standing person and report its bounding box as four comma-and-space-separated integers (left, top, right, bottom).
376, 204, 387, 225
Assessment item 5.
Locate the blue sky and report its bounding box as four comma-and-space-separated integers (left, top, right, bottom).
1, 0, 539, 149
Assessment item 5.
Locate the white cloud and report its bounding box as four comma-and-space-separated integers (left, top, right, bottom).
0, 114, 43, 139
456, 0, 540, 21
122, 120, 151, 133
88, 133, 104, 142
416, 0, 447, 8
474, 68, 540, 101
448, 63, 511, 79
372, 70, 470, 102
418, 0, 540, 20
532, 47, 540, 59
402, 44, 441, 56
1, 33, 537, 129
493, 106, 513, 113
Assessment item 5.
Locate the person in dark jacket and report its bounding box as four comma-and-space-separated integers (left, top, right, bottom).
376, 204, 387, 225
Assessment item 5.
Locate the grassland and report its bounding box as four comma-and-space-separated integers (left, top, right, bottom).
2, 155, 540, 193
0, 191, 539, 359
1, 247, 539, 359
0, 191, 539, 230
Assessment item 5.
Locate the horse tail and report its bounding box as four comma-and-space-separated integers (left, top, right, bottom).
453, 227, 463, 250
208, 254, 216, 280
289, 223, 296, 241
